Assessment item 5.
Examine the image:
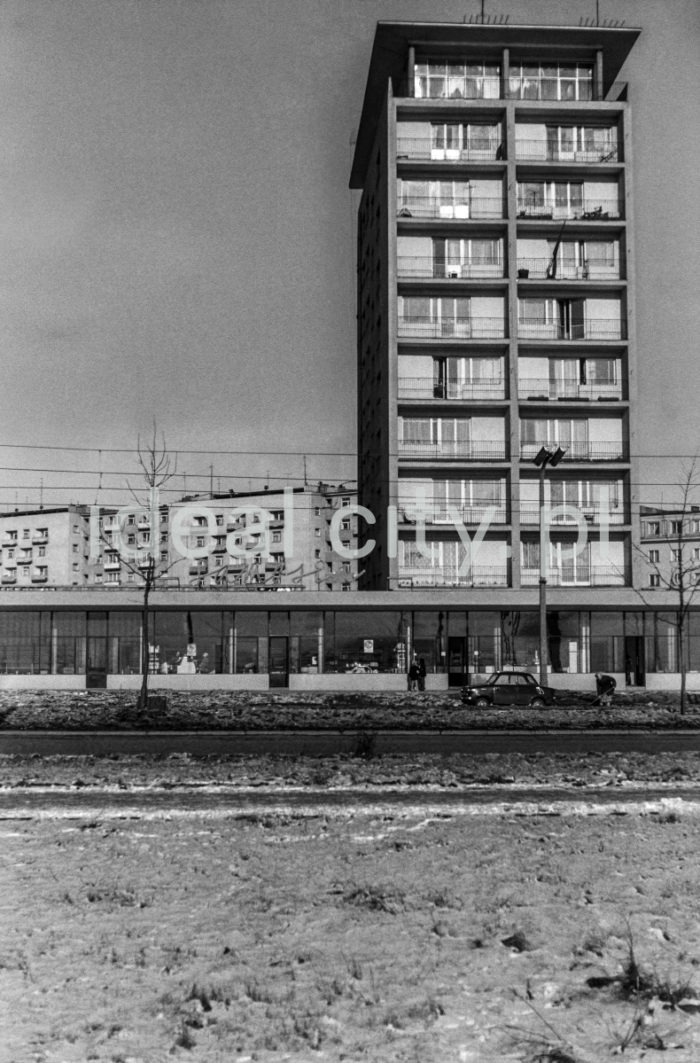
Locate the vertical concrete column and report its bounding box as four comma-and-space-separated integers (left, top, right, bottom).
228, 626, 235, 674
580, 613, 591, 674
502, 47, 510, 99
317, 625, 324, 673
595, 50, 604, 101
407, 46, 415, 97
505, 99, 522, 587
50, 622, 58, 675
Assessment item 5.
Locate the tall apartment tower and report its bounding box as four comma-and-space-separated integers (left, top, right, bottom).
351, 21, 640, 593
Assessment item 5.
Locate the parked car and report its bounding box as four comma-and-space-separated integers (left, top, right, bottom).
461, 670, 554, 707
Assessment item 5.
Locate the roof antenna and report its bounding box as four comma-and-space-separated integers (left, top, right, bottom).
303, 454, 308, 486
596, 0, 600, 25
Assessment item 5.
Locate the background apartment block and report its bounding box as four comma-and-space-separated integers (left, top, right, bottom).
0, 507, 90, 588
351, 21, 638, 592
640, 506, 700, 591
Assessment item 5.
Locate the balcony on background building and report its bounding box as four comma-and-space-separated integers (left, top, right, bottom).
32, 533, 48, 545
103, 559, 121, 571
515, 140, 619, 164
516, 197, 620, 221
519, 503, 626, 526
517, 377, 622, 402
397, 256, 504, 280
397, 196, 504, 219
397, 138, 503, 163
520, 440, 627, 462
399, 439, 507, 461
516, 257, 619, 281
399, 376, 506, 401
1, 574, 16, 585
398, 500, 508, 525
398, 316, 506, 340
397, 565, 508, 587
517, 317, 624, 341
31, 572, 48, 583
521, 565, 626, 587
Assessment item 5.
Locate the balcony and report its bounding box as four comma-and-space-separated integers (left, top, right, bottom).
516, 198, 620, 221
397, 565, 508, 587
398, 502, 508, 525
397, 196, 504, 220
515, 140, 619, 164
32, 533, 48, 545
31, 572, 48, 583
516, 258, 619, 281
2, 537, 17, 548
103, 559, 121, 571
399, 440, 507, 461
520, 441, 627, 462
16, 554, 32, 565
398, 316, 506, 340
521, 566, 626, 587
518, 318, 624, 341
397, 138, 503, 163
519, 503, 626, 525
398, 256, 504, 280
1, 574, 16, 584
102, 519, 121, 533
399, 377, 506, 401
518, 377, 622, 402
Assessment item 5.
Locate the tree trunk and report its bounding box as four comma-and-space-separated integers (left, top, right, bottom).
139, 578, 151, 713
679, 615, 687, 716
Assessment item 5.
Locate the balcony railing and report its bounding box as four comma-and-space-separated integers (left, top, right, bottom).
517, 317, 624, 341
399, 377, 506, 400
398, 256, 504, 279
521, 565, 626, 586
32, 534, 48, 545
16, 555, 32, 565
397, 138, 504, 162
519, 503, 626, 525
399, 440, 507, 461
515, 140, 619, 164
520, 440, 627, 462
398, 316, 506, 339
31, 573, 48, 583
518, 377, 622, 401
397, 565, 508, 587
516, 257, 619, 281
516, 198, 620, 221
1, 575, 16, 584
398, 502, 508, 524
397, 196, 504, 219
2, 537, 17, 548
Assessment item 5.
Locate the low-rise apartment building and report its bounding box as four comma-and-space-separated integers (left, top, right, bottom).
0, 507, 90, 588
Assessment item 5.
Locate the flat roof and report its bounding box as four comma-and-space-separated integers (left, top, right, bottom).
350, 20, 641, 187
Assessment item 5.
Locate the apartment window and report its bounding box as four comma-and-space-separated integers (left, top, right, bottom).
161, 511, 168, 524
195, 536, 205, 548
671, 549, 682, 562
649, 550, 660, 564
193, 516, 207, 527
272, 531, 282, 543
693, 548, 700, 561
669, 521, 683, 535
414, 61, 500, 100
314, 549, 321, 559
649, 573, 661, 588
342, 561, 351, 574
127, 515, 135, 526
646, 521, 661, 536
160, 532, 168, 544
23, 529, 30, 539
341, 497, 350, 506
341, 519, 351, 531
72, 543, 79, 553
7, 531, 17, 542
37, 527, 48, 537
314, 507, 321, 516
160, 551, 168, 562
509, 61, 592, 101
216, 515, 224, 526
7, 550, 14, 559
38, 546, 46, 557
72, 562, 79, 571
314, 528, 321, 537
127, 535, 136, 546
94, 573, 103, 583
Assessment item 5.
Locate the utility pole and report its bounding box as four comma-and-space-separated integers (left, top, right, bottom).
533, 445, 566, 686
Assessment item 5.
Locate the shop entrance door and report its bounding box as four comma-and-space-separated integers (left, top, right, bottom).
624, 635, 645, 687
269, 637, 289, 688
447, 636, 467, 687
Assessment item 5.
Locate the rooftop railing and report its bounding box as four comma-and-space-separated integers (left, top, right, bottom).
520, 440, 627, 462
397, 138, 504, 162
516, 198, 620, 220
397, 565, 508, 587
398, 316, 506, 339
398, 376, 506, 400
519, 503, 626, 525
517, 377, 622, 401
397, 196, 504, 219
516, 257, 619, 281
517, 317, 625, 341
515, 140, 619, 163
398, 256, 504, 279
521, 565, 626, 586
399, 440, 507, 461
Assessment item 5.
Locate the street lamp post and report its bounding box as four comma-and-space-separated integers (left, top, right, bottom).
532, 445, 566, 687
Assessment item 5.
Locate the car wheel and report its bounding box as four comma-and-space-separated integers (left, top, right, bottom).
530, 697, 545, 707
475, 697, 489, 707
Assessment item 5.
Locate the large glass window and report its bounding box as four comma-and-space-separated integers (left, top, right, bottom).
509, 61, 592, 101
151, 611, 225, 674
0, 611, 50, 674
324, 611, 408, 674
415, 61, 500, 99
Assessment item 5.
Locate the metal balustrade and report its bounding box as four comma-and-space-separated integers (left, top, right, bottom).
399, 440, 507, 460
516, 199, 620, 220
397, 565, 508, 587
515, 140, 619, 163
520, 440, 627, 461
398, 256, 504, 279
398, 316, 506, 339
516, 257, 619, 280
521, 566, 626, 586
398, 502, 508, 524
398, 377, 506, 400
517, 377, 622, 401
397, 138, 504, 162
519, 503, 626, 525
397, 197, 504, 219
517, 317, 625, 340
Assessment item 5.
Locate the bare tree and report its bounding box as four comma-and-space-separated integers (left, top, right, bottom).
98, 425, 176, 711
636, 460, 700, 714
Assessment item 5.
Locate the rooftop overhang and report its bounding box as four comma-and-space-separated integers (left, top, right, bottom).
350, 20, 641, 188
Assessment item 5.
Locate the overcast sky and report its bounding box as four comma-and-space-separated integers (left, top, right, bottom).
0, 0, 698, 508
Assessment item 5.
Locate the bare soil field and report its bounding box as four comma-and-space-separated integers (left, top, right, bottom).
4, 753, 700, 1063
